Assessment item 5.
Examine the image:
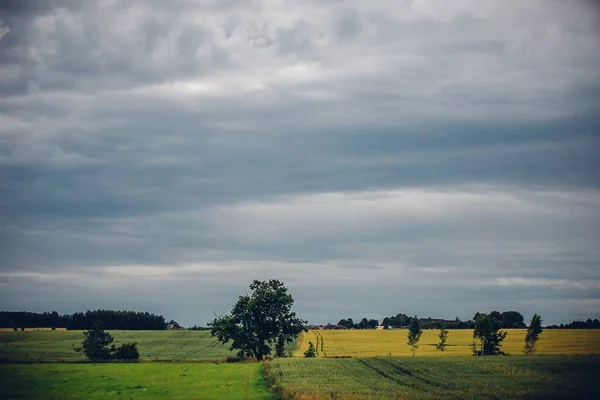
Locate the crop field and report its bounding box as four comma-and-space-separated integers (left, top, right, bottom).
297, 329, 600, 357
0, 362, 273, 400
0, 330, 239, 362
267, 355, 600, 399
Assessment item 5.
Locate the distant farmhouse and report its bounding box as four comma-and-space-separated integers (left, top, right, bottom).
166, 320, 184, 330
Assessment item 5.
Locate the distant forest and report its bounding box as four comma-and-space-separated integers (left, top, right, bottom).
546, 318, 600, 329
0, 310, 167, 330
1, 310, 599, 331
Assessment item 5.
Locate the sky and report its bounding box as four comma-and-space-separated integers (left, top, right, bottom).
1, 0, 599, 327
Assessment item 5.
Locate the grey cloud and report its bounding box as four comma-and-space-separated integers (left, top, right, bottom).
1, 0, 599, 325
0, 0, 83, 17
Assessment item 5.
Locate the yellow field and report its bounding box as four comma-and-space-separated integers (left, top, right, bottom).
297, 329, 600, 357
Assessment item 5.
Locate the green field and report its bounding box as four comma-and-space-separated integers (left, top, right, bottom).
0, 330, 238, 362
0, 330, 299, 362
0, 362, 273, 400
267, 355, 600, 399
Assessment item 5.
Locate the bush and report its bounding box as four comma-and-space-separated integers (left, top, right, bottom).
113, 342, 139, 360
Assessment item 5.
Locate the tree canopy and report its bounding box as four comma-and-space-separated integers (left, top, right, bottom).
209, 279, 306, 360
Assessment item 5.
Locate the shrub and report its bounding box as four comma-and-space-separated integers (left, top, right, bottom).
114, 342, 139, 360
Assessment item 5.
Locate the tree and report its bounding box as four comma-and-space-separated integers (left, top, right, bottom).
407, 315, 423, 357
74, 321, 115, 361
472, 313, 507, 356
500, 311, 526, 328
524, 314, 543, 355
275, 335, 286, 357
209, 279, 306, 361
436, 328, 449, 352
337, 318, 354, 329
304, 341, 317, 357
357, 318, 369, 329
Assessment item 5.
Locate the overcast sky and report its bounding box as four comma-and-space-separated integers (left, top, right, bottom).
1, 0, 599, 326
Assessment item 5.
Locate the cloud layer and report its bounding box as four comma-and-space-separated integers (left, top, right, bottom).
1, 0, 599, 325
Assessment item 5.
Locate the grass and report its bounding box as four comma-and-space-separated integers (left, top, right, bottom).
297, 329, 600, 357
267, 355, 600, 399
0, 362, 274, 400
0, 330, 238, 362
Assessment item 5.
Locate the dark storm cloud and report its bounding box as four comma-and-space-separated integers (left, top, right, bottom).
0, 0, 599, 325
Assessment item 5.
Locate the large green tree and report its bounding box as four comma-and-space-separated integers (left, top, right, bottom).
472, 313, 507, 356
209, 279, 306, 360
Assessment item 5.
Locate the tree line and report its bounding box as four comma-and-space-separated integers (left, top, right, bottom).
335, 310, 600, 331
546, 318, 600, 329
0, 310, 167, 330
332, 311, 527, 330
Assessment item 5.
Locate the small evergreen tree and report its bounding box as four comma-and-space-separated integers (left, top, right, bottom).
74, 321, 115, 361
304, 341, 317, 357
436, 328, 449, 352
524, 313, 543, 355
407, 316, 423, 357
